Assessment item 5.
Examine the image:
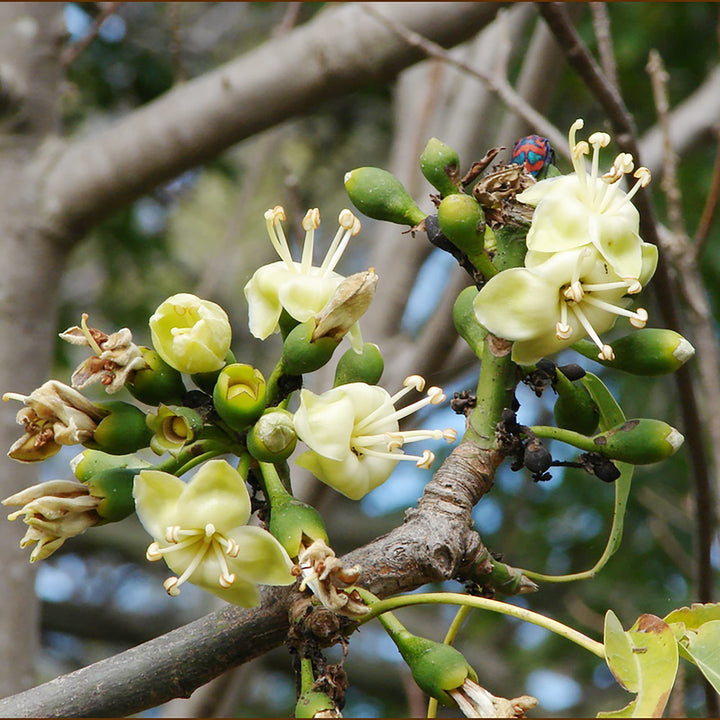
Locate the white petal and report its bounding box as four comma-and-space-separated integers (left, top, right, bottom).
133, 470, 185, 539
294, 389, 356, 461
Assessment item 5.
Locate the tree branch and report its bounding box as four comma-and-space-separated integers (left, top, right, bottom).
43, 2, 504, 238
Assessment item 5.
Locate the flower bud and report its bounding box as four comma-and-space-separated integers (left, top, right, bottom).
71, 448, 147, 482
282, 320, 340, 376
420, 137, 461, 198
85, 401, 153, 455
553, 368, 600, 436
437, 194, 486, 261
453, 286, 486, 354
146, 404, 204, 456
247, 409, 297, 462
126, 347, 186, 406
344, 167, 426, 226
333, 343, 384, 386
149, 293, 232, 374
269, 497, 328, 560
85, 466, 138, 522
212, 363, 266, 432
592, 418, 684, 464
573, 328, 695, 376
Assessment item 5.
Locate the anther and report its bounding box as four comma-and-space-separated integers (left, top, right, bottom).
163, 577, 181, 596
629, 308, 648, 328
404, 375, 425, 391
416, 450, 435, 469
598, 345, 615, 361
146, 542, 163, 561
302, 208, 321, 231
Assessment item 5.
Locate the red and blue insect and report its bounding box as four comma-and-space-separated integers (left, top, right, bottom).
510, 135, 555, 178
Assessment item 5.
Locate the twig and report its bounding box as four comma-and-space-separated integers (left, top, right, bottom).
647, 49, 685, 238
693, 126, 720, 255
537, 5, 718, 714
590, 3, 618, 90
61, 2, 124, 67
360, 3, 568, 157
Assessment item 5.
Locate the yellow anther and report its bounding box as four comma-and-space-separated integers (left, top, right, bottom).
427, 386, 445, 405
634, 167, 651, 187
404, 375, 426, 391
302, 208, 321, 231
163, 577, 181, 596
572, 141, 589, 160
265, 205, 286, 223
416, 450, 435, 469
630, 308, 648, 328
146, 542, 163, 561
588, 131, 611, 148
339, 209, 361, 234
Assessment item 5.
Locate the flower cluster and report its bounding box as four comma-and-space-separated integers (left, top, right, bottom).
474, 119, 657, 364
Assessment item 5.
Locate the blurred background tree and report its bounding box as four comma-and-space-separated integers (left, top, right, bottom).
0, 2, 718, 717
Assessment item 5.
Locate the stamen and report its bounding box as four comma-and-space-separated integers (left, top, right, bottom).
219, 536, 240, 558
212, 540, 236, 588
264, 206, 295, 269
570, 304, 614, 360
556, 321, 572, 340
80, 314, 103, 355
581, 280, 639, 293
300, 209, 320, 273
357, 445, 434, 467
146, 542, 163, 561
161, 531, 213, 596
581, 295, 649, 328
354, 376, 427, 433
417, 450, 435, 469
319, 210, 360, 275
629, 308, 648, 328
588, 132, 610, 181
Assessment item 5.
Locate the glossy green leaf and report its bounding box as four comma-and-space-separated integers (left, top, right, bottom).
680, 620, 720, 693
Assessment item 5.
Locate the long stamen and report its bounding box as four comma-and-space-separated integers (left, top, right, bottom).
581, 295, 648, 327
300, 209, 320, 274
357, 445, 435, 468
354, 376, 425, 433
319, 210, 361, 275
264, 206, 295, 269
588, 132, 610, 183
162, 531, 213, 596
570, 304, 614, 360
212, 540, 236, 588
80, 314, 104, 355
581, 280, 638, 293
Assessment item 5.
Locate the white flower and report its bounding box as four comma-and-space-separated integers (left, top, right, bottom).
149, 293, 231, 374
244, 207, 364, 349
133, 459, 295, 607
294, 377, 456, 500
473, 246, 657, 365
517, 119, 652, 280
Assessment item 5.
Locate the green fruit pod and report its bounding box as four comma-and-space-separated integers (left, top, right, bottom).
420, 137, 461, 197
437, 194, 486, 259
344, 167, 426, 226
333, 343, 384, 386
282, 320, 340, 376
85, 466, 139, 522
126, 347, 186, 406
593, 418, 684, 464
553, 369, 600, 436
86, 401, 153, 455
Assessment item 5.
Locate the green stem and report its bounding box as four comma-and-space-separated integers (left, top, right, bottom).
464, 334, 517, 447
466, 248, 498, 280
359, 592, 605, 659
258, 461, 293, 506
299, 656, 315, 695
531, 424, 596, 452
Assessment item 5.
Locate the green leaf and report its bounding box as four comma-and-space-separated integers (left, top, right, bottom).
582, 372, 625, 431
664, 601, 720, 630
599, 611, 678, 718
680, 620, 720, 693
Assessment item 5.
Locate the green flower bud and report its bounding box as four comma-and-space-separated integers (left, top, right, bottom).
553, 368, 600, 436
295, 689, 340, 719
191, 349, 237, 394
125, 347, 186, 406
344, 167, 426, 227
213, 363, 267, 432
146, 404, 204, 456
333, 343, 384, 386
392, 628, 478, 706
269, 497, 328, 560
592, 418, 684, 464
420, 137, 461, 198
437, 193, 486, 259
453, 286, 486, 355
247, 409, 297, 462
573, 328, 695, 376
71, 448, 147, 482
85, 401, 153, 455
282, 319, 340, 376
85, 466, 138, 522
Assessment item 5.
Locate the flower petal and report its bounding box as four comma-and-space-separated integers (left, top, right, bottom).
294, 388, 357, 461
133, 470, 185, 538
244, 262, 295, 339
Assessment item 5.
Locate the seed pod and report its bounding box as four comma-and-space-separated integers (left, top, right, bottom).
344, 167, 426, 226
334, 342, 384, 386
553, 368, 600, 436
573, 328, 695, 376
86, 401, 153, 455
85, 466, 139, 522
420, 137, 461, 197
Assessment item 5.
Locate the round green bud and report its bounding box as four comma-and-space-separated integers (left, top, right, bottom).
282, 320, 340, 376
126, 347, 186, 406
344, 167, 426, 227
85, 466, 138, 522
453, 286, 486, 355
592, 418, 684, 465
213, 363, 267, 432
333, 343, 384, 386
246, 409, 297, 463
437, 193, 486, 261
420, 137, 461, 198
71, 448, 147, 483
269, 497, 328, 560
147, 404, 204, 455
191, 349, 237, 394
85, 401, 153, 455
553, 369, 600, 436
394, 631, 478, 707
573, 329, 695, 376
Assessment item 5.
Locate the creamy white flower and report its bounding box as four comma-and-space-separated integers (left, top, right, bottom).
244, 207, 364, 349
517, 119, 652, 281
134, 459, 295, 606
474, 245, 657, 365
294, 377, 456, 500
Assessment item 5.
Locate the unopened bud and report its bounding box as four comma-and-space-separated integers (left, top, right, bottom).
420, 137, 461, 198
282, 320, 340, 376
126, 347, 186, 406
86, 401, 153, 455
344, 167, 426, 226
437, 193, 486, 261
146, 404, 204, 455
247, 409, 297, 463
269, 497, 328, 560
333, 343, 384, 386
592, 418, 684, 464
213, 363, 266, 431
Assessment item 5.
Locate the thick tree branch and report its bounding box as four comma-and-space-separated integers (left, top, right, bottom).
0, 441, 504, 717
43, 2, 503, 238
